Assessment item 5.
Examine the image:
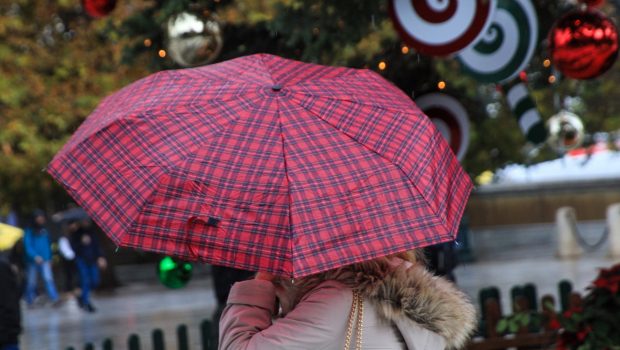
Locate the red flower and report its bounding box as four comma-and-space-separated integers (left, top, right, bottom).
576, 326, 591, 342
556, 340, 567, 350
593, 274, 620, 294
548, 317, 561, 330
562, 306, 583, 319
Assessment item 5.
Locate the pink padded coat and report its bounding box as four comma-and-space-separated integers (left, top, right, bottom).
219, 264, 477, 349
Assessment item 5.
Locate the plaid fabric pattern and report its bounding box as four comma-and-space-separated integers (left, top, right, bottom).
48, 54, 472, 277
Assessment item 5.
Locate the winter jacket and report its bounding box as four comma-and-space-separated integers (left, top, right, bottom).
71, 228, 103, 264
219, 263, 477, 349
0, 259, 21, 346
24, 226, 53, 263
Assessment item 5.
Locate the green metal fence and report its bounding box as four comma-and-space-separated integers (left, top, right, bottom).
65, 319, 217, 350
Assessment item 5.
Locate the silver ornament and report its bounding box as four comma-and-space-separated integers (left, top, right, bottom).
547, 110, 585, 153
166, 11, 223, 67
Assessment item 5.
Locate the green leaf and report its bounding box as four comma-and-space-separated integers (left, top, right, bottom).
496, 319, 508, 333
508, 321, 519, 334
521, 313, 531, 326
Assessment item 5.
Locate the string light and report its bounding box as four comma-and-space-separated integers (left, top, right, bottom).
378, 61, 387, 70
548, 75, 556, 84
543, 59, 551, 68
437, 81, 446, 90
144, 38, 152, 47
158, 49, 167, 58
401, 46, 409, 54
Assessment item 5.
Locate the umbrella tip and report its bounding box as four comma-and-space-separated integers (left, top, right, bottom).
271, 84, 282, 92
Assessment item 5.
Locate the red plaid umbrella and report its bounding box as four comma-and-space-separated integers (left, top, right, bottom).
48, 54, 472, 278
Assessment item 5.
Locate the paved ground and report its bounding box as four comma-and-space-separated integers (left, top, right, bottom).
20, 220, 619, 350
21, 278, 218, 350
455, 220, 618, 312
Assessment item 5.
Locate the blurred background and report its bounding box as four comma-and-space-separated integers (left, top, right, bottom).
1, 0, 620, 349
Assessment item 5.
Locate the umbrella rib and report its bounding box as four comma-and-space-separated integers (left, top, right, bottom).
276, 100, 295, 277
291, 90, 415, 115
118, 112, 245, 247
52, 104, 243, 249
57, 92, 248, 158
258, 54, 299, 275
291, 100, 449, 230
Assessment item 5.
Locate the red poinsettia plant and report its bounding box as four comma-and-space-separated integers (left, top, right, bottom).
556, 263, 620, 350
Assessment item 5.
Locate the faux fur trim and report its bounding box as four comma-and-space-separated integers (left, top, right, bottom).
276, 258, 477, 349
358, 264, 477, 349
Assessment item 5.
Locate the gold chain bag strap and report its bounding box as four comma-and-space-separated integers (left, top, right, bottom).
344, 290, 364, 350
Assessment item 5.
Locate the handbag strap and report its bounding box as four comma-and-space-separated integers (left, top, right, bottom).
344, 290, 364, 350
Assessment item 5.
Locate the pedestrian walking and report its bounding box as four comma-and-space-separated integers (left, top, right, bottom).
71, 219, 106, 312
58, 220, 78, 294
23, 210, 60, 307
0, 257, 21, 350
218, 251, 476, 349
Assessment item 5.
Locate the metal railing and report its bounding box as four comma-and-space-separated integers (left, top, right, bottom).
65, 319, 217, 350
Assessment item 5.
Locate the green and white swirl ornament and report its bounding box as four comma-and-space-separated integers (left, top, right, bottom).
502, 80, 547, 144
457, 0, 538, 83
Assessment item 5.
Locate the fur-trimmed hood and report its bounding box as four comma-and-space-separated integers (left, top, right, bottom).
356, 263, 477, 349
279, 258, 477, 349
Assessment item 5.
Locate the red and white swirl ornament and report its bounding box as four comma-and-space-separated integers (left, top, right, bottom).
389, 0, 496, 57
415, 93, 470, 161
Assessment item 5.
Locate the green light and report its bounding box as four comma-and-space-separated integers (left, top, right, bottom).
157, 256, 193, 289
159, 256, 177, 272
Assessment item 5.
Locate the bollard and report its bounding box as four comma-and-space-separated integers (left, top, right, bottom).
556, 207, 583, 259
84, 344, 94, 350
478, 287, 501, 320
102, 338, 113, 350
558, 280, 572, 312
607, 203, 620, 259
510, 286, 525, 313
177, 324, 189, 350
153, 329, 165, 350
523, 283, 538, 311
201, 319, 215, 350
128, 334, 141, 350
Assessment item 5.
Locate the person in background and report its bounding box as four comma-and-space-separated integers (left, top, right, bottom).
23, 209, 60, 307
0, 256, 21, 350
8, 238, 25, 291
71, 219, 106, 312
209, 266, 255, 347
424, 241, 459, 282
58, 220, 78, 295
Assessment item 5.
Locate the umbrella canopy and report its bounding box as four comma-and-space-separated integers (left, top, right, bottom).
51, 207, 90, 223
0, 223, 24, 251
48, 54, 472, 277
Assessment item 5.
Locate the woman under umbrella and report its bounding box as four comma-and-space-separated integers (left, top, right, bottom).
219, 251, 475, 349
47, 54, 476, 348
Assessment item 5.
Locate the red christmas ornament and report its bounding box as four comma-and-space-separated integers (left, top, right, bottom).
579, 0, 604, 7
82, 0, 117, 18
548, 9, 618, 80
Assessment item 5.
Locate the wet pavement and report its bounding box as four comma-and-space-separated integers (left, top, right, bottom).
19, 220, 619, 350
21, 278, 218, 350
455, 220, 618, 312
